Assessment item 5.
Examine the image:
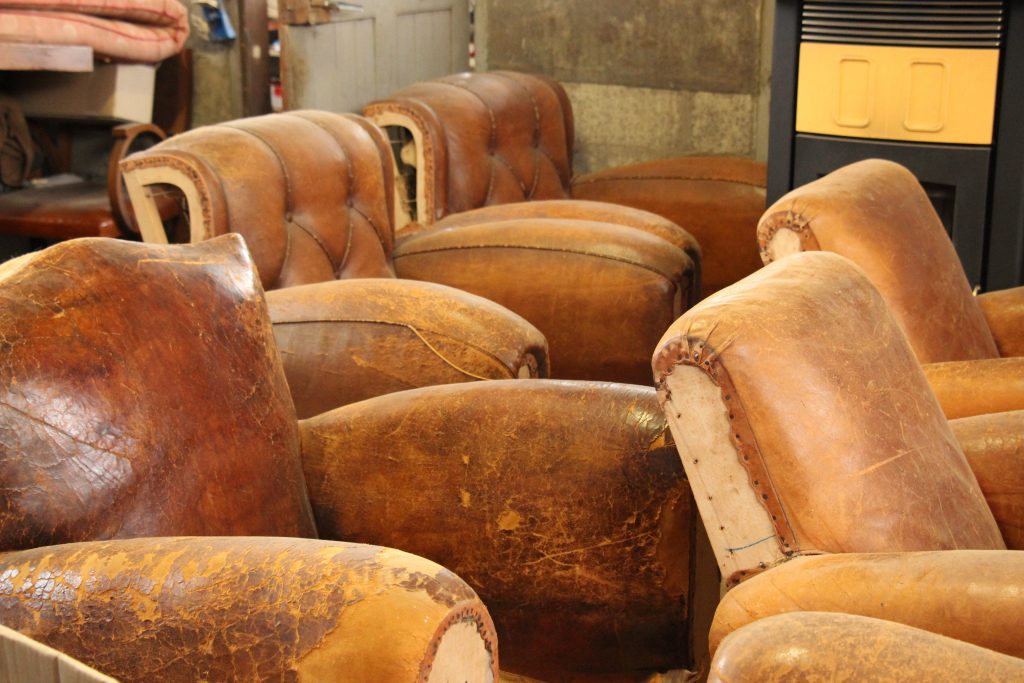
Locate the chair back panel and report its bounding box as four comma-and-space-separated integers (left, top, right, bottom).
758, 159, 998, 363
0, 236, 316, 550
654, 252, 1004, 581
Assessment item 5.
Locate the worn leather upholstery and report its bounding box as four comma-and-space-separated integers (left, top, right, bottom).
0, 235, 316, 550
267, 279, 548, 418
757, 159, 1024, 418
394, 215, 695, 384
299, 379, 698, 681
0, 237, 498, 681
121, 111, 549, 410
709, 612, 1024, 682
365, 71, 766, 296
124, 108, 698, 386
0, 538, 497, 682
653, 251, 1022, 670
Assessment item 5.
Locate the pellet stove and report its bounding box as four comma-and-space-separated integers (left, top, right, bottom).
768, 0, 1024, 290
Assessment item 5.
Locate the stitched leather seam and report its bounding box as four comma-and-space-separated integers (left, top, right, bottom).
433, 80, 531, 203
573, 174, 766, 189
757, 209, 819, 262
494, 71, 572, 192
654, 335, 800, 563
395, 243, 689, 282
490, 71, 544, 198
272, 316, 527, 379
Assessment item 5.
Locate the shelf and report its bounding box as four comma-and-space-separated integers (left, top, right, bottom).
0, 43, 93, 72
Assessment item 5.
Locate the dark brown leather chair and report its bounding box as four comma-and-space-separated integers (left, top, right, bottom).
653, 251, 1024, 675
758, 158, 1024, 420
364, 70, 766, 297
0, 236, 497, 682
122, 110, 696, 386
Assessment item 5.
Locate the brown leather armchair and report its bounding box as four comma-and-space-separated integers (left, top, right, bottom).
0, 236, 497, 681
652, 251, 1024, 676
121, 109, 696, 387
758, 158, 1024, 420
119, 111, 549, 417
364, 70, 766, 297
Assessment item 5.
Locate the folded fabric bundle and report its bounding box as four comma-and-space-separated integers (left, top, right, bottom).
0, 0, 188, 63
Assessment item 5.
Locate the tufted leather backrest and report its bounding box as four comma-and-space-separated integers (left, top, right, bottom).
653, 251, 1004, 584
122, 111, 397, 291
757, 159, 998, 364
364, 71, 574, 222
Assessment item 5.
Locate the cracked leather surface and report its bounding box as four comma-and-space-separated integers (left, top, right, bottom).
710, 551, 1024, 660
951, 411, 1024, 549
395, 217, 694, 385
757, 159, 998, 364
299, 379, 693, 680
0, 536, 495, 682
653, 251, 1004, 560
709, 611, 1024, 682
0, 236, 316, 550
267, 278, 549, 418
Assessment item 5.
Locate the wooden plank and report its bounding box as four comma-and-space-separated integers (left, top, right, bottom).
0, 43, 92, 72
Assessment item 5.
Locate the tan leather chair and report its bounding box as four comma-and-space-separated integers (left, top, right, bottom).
300, 378, 707, 681
364, 70, 766, 297
758, 158, 1024, 420
119, 111, 549, 416
121, 110, 696, 386
652, 251, 1024, 675
0, 236, 497, 681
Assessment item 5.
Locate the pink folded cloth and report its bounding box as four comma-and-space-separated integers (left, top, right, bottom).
0, 0, 188, 63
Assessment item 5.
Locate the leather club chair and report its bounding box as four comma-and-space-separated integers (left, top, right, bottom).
364, 70, 766, 298
300, 378, 709, 681
758, 158, 1024, 420
652, 251, 1024, 676
0, 235, 497, 682
118, 110, 549, 417
121, 108, 696, 387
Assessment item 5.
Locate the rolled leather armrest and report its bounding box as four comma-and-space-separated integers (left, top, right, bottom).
978, 287, 1024, 357
298, 379, 697, 680
709, 611, 1024, 683
951, 410, 1024, 549
922, 357, 1024, 419
0, 537, 497, 682
571, 156, 766, 297
709, 550, 1022, 659
267, 278, 549, 418
429, 199, 702, 305
393, 217, 695, 385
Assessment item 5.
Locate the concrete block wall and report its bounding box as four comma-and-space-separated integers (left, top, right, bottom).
475, 0, 773, 173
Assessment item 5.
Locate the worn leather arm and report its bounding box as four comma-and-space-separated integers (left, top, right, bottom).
709, 611, 1024, 683
978, 286, 1024, 357
298, 379, 698, 681
0, 537, 497, 682
267, 278, 549, 418
709, 551, 1024, 659
922, 357, 1024, 419
951, 411, 1024, 549
392, 217, 696, 385
571, 156, 766, 297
